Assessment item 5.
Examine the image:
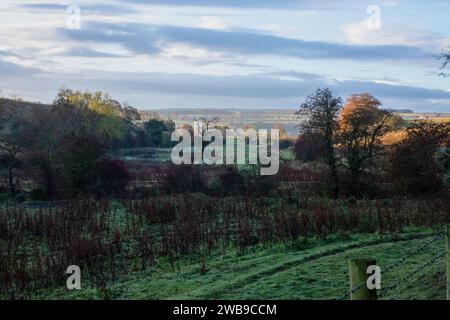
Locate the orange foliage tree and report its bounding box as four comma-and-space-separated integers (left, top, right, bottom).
339, 93, 394, 190
391, 121, 450, 194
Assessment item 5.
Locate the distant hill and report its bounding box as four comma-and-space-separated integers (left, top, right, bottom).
391, 109, 414, 114
0, 97, 49, 109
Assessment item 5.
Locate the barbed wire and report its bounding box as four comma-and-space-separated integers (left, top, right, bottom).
382, 233, 444, 275
336, 232, 445, 300
336, 280, 368, 300
378, 250, 446, 298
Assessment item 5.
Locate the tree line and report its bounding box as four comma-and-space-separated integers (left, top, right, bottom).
295, 88, 450, 197
0, 89, 175, 199
1, 87, 449, 200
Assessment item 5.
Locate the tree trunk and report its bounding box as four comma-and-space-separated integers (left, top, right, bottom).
8, 166, 16, 195
350, 167, 360, 195
326, 143, 339, 198
329, 162, 339, 198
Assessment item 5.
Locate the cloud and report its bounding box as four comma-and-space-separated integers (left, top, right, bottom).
197, 16, 228, 30
343, 21, 442, 47
125, 0, 343, 9
80, 71, 450, 112
21, 3, 137, 14
19, 68, 450, 100
4, 0, 450, 113
334, 79, 450, 100
0, 59, 39, 76
59, 23, 161, 55
103, 71, 450, 101
159, 25, 428, 60
21, 3, 67, 10
59, 22, 429, 61
2, 64, 449, 111
61, 48, 125, 58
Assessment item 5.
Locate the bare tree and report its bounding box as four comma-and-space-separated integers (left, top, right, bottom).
194, 116, 220, 152
0, 132, 21, 195
438, 49, 450, 77
297, 88, 342, 198
0, 99, 26, 195
196, 116, 220, 132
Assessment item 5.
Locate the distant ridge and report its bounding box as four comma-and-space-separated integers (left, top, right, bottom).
0, 97, 50, 109
390, 109, 415, 114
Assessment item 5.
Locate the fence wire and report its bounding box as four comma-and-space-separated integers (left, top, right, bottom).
337, 281, 367, 300
379, 250, 446, 298
337, 232, 446, 300
382, 233, 444, 275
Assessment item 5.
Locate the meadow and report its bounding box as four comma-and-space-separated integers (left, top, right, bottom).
1, 90, 449, 301
40, 231, 447, 300
1, 149, 449, 300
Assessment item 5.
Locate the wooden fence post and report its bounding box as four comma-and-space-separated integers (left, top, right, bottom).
446, 225, 450, 300
349, 258, 377, 300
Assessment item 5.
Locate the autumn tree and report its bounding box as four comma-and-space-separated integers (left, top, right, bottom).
297, 88, 342, 197
29, 91, 104, 197
391, 121, 450, 194
339, 93, 393, 190
0, 89, 138, 199
29, 89, 128, 197
53, 89, 126, 147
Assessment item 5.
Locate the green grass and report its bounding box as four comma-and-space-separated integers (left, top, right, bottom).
36, 228, 447, 300
110, 147, 172, 162
111, 144, 294, 165
280, 148, 295, 161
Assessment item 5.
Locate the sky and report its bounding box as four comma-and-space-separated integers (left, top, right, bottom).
1, 0, 450, 112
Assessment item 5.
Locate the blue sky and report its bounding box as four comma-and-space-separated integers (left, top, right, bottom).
1, 0, 450, 111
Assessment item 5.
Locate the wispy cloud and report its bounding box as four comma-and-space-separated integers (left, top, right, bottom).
61, 48, 125, 58
124, 0, 337, 9
60, 22, 429, 61
21, 2, 137, 14
0, 59, 40, 76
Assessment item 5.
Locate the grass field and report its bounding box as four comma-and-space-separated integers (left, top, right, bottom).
111, 145, 296, 164
3, 148, 447, 301
38, 228, 447, 300
110, 147, 173, 162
